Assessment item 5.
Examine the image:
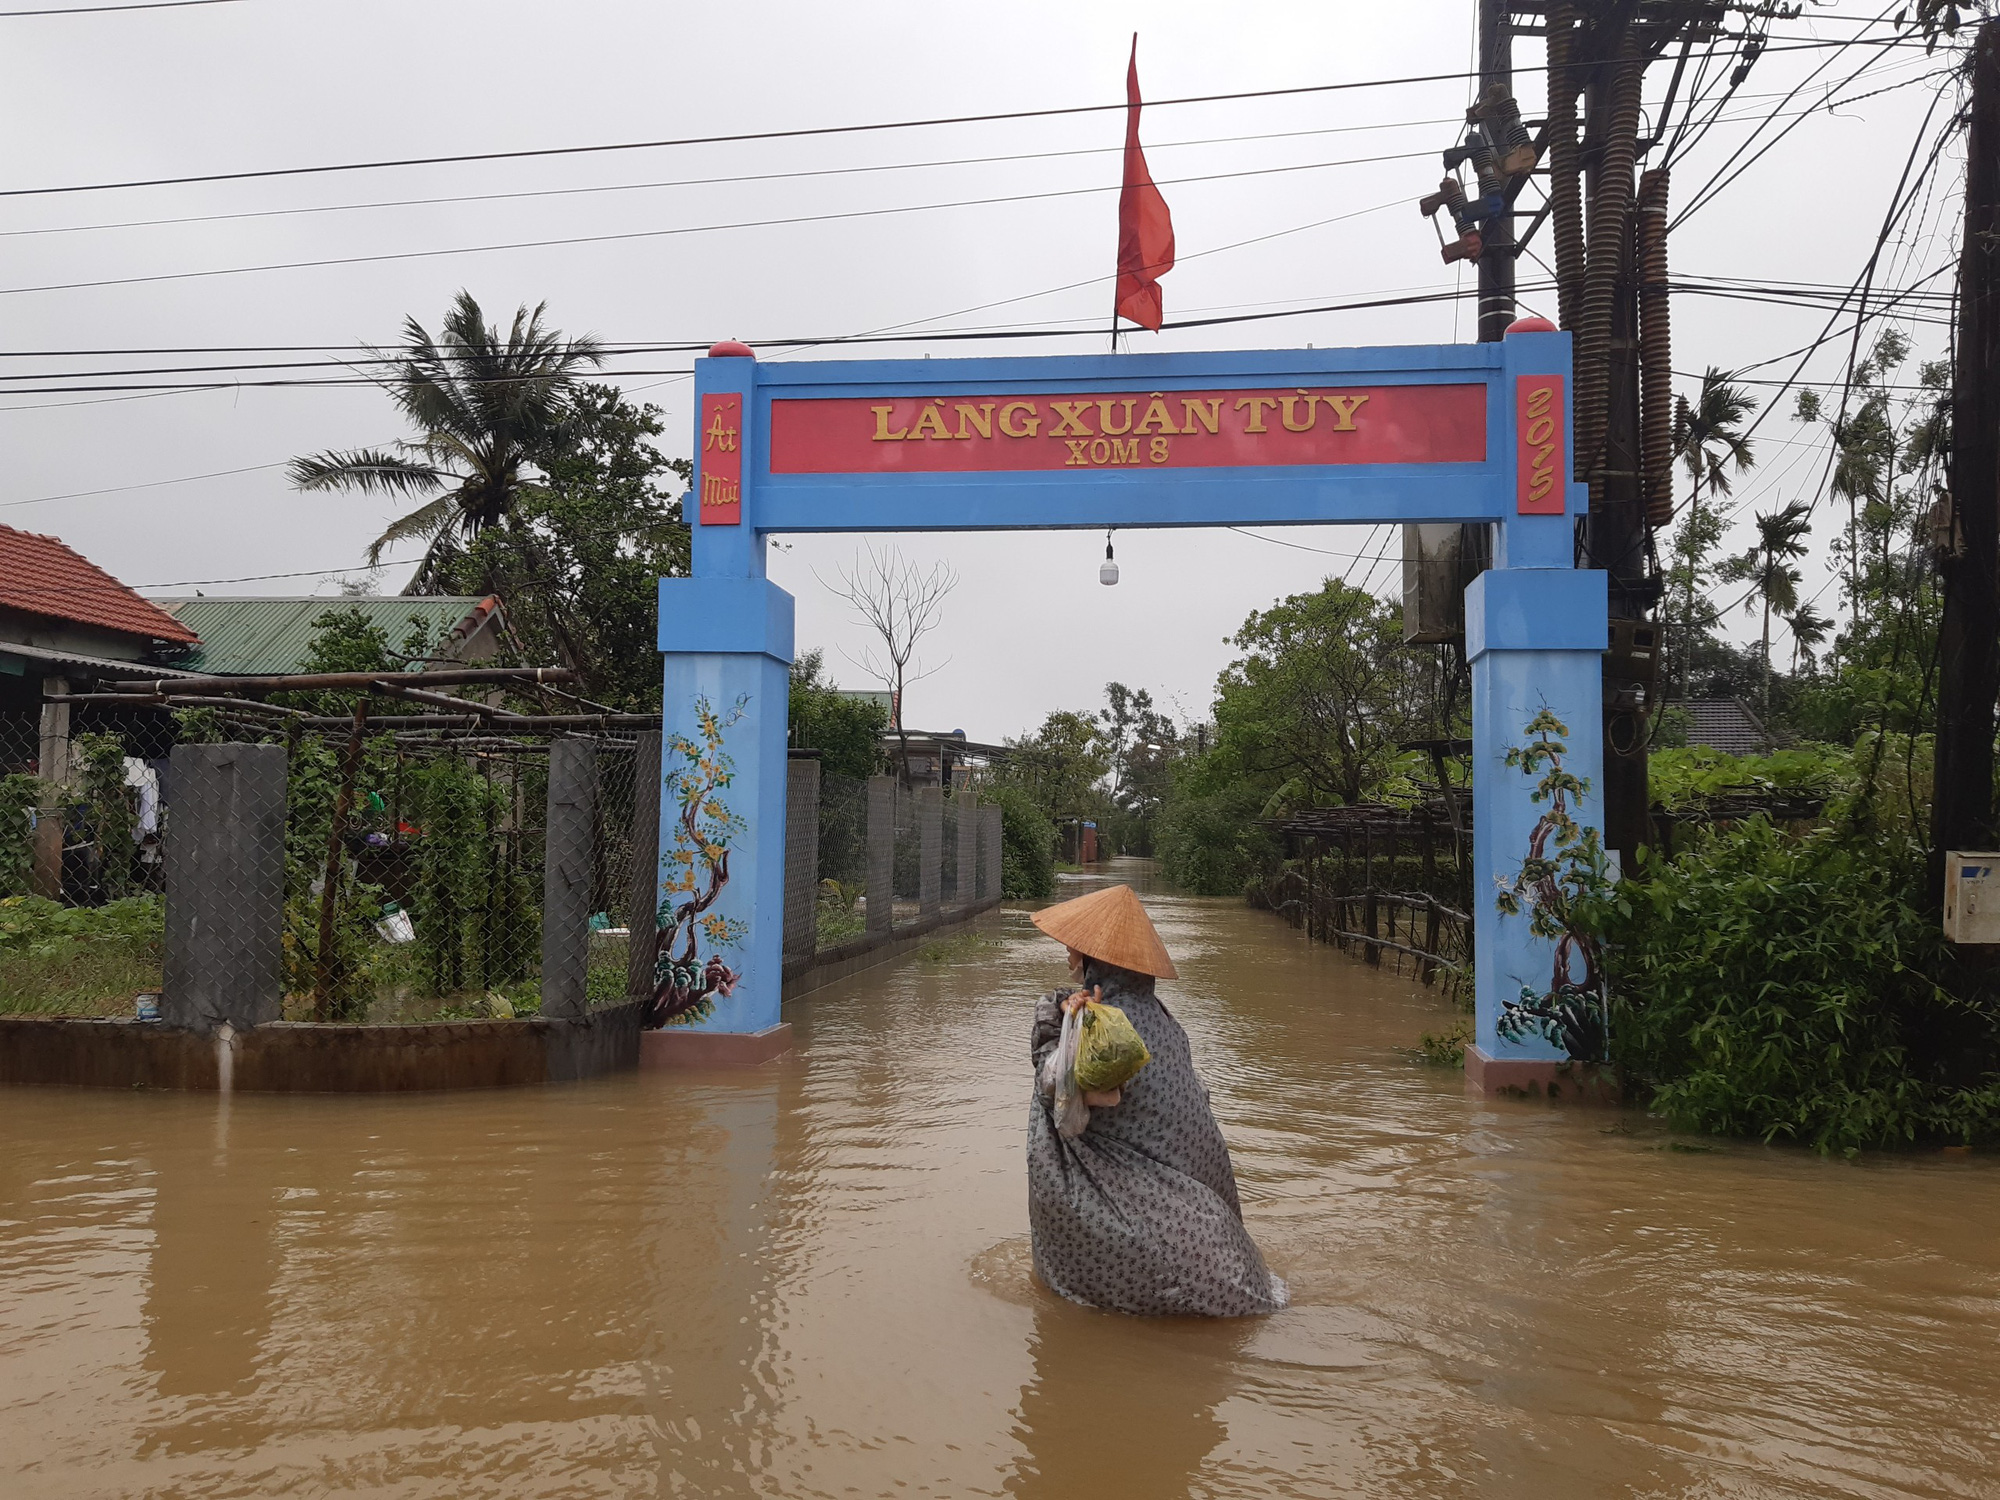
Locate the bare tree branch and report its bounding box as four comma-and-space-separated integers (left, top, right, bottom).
817, 543, 958, 785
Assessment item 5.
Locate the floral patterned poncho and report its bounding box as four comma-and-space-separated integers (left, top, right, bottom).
1027, 960, 1287, 1317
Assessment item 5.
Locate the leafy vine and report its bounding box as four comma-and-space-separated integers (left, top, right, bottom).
650, 695, 748, 1026
1493, 708, 1611, 1062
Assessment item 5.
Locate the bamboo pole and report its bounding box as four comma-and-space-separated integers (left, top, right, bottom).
102, 666, 577, 696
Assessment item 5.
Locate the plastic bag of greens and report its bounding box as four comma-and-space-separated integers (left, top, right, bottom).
1038, 1004, 1089, 1138
1073, 1001, 1151, 1093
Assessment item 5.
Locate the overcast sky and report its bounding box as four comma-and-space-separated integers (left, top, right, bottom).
2, 0, 1958, 739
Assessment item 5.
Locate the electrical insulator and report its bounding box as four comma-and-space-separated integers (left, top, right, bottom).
1472, 85, 1537, 178
1441, 229, 1483, 265
1463, 130, 1507, 217
1418, 176, 1465, 220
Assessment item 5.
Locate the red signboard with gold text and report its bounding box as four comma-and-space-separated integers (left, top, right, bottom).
768, 384, 1484, 475
1514, 374, 1565, 515
700, 393, 743, 524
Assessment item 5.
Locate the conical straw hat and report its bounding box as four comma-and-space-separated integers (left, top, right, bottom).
1030, 884, 1178, 979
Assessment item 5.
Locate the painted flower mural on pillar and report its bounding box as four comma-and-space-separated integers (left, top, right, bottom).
1493, 707, 1610, 1062
650, 695, 749, 1027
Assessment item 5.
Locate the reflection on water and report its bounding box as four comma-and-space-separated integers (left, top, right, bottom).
2, 858, 1998, 1498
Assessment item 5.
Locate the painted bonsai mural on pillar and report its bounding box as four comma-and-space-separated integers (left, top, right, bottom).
1492, 707, 1610, 1062
649, 695, 748, 1027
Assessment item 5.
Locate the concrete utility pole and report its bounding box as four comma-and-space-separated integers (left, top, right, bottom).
1476, 0, 1517, 341
1933, 19, 2000, 892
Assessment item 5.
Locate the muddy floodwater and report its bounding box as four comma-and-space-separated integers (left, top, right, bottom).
4, 863, 1999, 1498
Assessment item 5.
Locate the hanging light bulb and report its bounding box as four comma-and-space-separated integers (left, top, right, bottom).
1099, 530, 1119, 586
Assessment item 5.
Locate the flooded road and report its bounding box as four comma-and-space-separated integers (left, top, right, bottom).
4, 861, 1999, 1498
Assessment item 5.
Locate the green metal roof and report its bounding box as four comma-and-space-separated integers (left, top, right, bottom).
146, 596, 497, 676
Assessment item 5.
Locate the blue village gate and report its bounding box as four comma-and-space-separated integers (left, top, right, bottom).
651, 322, 1606, 1092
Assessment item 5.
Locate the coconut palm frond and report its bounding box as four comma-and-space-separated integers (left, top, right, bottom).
365, 494, 462, 564
289, 448, 447, 496
295, 291, 603, 575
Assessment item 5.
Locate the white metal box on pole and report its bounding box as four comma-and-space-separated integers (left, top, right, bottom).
1943, 851, 2000, 943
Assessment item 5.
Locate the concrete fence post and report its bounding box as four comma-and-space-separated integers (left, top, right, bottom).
784, 754, 822, 962
32, 676, 71, 898
866, 774, 895, 936
625, 729, 663, 1006
540, 737, 597, 1022
955, 792, 978, 909
918, 786, 943, 916
163, 743, 286, 1032
982, 804, 1004, 904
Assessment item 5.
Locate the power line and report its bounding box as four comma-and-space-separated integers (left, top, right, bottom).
0, 34, 1929, 202
0, 459, 285, 507
0, 270, 1952, 387
1671, 32, 1923, 230
133, 556, 424, 589
0, 120, 1462, 241
0, 71, 1511, 201
0, 0, 243, 14
0, 157, 1413, 299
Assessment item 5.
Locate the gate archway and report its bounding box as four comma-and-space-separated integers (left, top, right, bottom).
653, 326, 1605, 1091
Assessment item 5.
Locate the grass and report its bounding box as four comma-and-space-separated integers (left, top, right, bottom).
0, 894, 649, 1026
917, 931, 1003, 964
1417, 1015, 1472, 1068
0, 895, 164, 1019
817, 899, 867, 948
318, 930, 634, 1023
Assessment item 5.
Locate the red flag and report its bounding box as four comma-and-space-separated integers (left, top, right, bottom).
1115, 36, 1175, 331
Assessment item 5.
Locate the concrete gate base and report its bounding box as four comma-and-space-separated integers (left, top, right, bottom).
1465, 1045, 1622, 1104
640, 1023, 794, 1069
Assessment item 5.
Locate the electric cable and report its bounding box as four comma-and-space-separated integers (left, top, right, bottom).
0, 120, 1464, 241
0, 157, 1416, 300
0, 0, 243, 14
0, 34, 1937, 202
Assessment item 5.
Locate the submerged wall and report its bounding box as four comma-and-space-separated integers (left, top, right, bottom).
0, 999, 644, 1093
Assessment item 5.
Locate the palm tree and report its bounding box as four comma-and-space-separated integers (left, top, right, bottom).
1723, 500, 1812, 713
289, 291, 604, 592
1671, 369, 1757, 703
1787, 600, 1832, 674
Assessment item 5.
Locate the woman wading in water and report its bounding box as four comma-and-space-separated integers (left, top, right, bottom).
1027, 884, 1286, 1317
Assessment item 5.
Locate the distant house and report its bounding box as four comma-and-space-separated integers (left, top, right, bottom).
0, 525, 207, 894
145, 594, 506, 677
883, 729, 1010, 790
835, 687, 894, 715
0, 524, 204, 772
1664, 698, 1774, 756
0, 524, 201, 693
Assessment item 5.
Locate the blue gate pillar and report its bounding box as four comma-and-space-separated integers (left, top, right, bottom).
643, 345, 796, 1066
1466, 321, 1607, 1095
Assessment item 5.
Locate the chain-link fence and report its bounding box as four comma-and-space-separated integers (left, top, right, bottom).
815, 770, 871, 948
0, 697, 647, 1025
4, 695, 1008, 1020
792, 770, 1000, 968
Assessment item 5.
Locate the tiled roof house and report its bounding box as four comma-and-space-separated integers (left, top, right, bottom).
1665, 698, 1774, 755
0, 524, 199, 681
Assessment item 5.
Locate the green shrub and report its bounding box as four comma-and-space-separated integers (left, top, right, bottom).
1154, 783, 1278, 896
986, 784, 1056, 900
0, 774, 40, 898
67, 732, 138, 900
1586, 820, 2000, 1153
0, 894, 163, 1016
1648, 742, 1853, 812
405, 756, 540, 998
